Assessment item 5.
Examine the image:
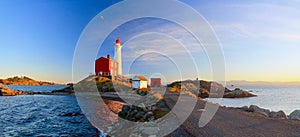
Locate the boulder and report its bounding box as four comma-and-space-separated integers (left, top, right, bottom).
198, 88, 210, 98
223, 88, 256, 98
289, 110, 300, 120
248, 105, 270, 117
104, 100, 124, 114
240, 106, 250, 111
61, 112, 83, 117
181, 82, 198, 93
269, 111, 287, 119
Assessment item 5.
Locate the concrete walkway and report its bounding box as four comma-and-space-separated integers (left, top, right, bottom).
163, 92, 300, 137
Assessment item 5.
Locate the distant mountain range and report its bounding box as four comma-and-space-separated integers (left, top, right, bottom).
226, 80, 300, 87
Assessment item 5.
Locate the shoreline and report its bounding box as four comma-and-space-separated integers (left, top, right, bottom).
0, 76, 63, 86
2, 83, 299, 136
1, 85, 298, 116
100, 91, 300, 136
163, 91, 300, 136
2, 91, 299, 117
1, 83, 298, 116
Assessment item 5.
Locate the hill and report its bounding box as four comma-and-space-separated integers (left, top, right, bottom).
0, 76, 56, 86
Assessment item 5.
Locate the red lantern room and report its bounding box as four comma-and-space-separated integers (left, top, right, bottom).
116, 36, 121, 44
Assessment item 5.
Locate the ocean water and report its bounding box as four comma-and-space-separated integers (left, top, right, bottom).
7, 85, 68, 92
0, 86, 98, 137
208, 86, 300, 115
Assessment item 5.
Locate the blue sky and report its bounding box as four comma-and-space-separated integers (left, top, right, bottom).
1, 0, 300, 83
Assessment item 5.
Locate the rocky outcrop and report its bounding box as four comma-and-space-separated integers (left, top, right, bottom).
75, 75, 131, 93
106, 92, 170, 136
168, 80, 256, 98
0, 84, 31, 96
51, 85, 74, 94
117, 92, 166, 122
289, 110, 300, 120
61, 112, 83, 117
199, 88, 210, 98
104, 100, 124, 114
200, 80, 232, 93
121, 100, 169, 121
0, 76, 55, 86
248, 105, 271, 117
109, 101, 170, 136
223, 88, 256, 98
269, 111, 287, 119
234, 105, 287, 119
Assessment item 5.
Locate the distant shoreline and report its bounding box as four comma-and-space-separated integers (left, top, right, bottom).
0, 76, 65, 86
226, 80, 300, 87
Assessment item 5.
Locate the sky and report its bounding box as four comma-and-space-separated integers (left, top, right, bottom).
1, 0, 300, 84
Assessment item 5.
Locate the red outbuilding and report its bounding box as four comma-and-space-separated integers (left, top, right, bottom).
95, 54, 118, 76
150, 78, 162, 87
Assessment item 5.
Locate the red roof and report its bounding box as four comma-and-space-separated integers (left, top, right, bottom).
133, 75, 148, 81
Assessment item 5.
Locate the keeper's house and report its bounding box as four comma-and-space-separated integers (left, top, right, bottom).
95, 54, 118, 77
132, 76, 148, 89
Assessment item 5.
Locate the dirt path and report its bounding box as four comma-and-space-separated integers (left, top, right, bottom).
164, 92, 300, 137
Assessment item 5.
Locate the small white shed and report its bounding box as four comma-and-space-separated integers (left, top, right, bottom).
132, 76, 148, 89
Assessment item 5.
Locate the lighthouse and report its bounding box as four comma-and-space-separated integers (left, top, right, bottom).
114, 37, 122, 75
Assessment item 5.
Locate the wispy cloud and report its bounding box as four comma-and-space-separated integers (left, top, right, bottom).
119, 22, 206, 64
209, 2, 300, 44
122, 32, 196, 65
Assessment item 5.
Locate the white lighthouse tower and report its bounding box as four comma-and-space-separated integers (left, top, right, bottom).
114, 37, 122, 75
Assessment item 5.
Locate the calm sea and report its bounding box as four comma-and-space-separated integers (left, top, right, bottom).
7, 85, 68, 92
0, 86, 98, 137
208, 86, 300, 115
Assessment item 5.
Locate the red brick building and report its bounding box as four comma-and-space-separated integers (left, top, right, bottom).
95, 54, 118, 76
150, 78, 162, 87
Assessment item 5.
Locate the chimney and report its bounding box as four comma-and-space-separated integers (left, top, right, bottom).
107, 54, 110, 59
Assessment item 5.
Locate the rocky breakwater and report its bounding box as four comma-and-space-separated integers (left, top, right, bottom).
167, 80, 256, 98
232, 105, 288, 119
0, 83, 32, 96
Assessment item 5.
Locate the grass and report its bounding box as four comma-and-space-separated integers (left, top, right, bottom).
168, 86, 181, 93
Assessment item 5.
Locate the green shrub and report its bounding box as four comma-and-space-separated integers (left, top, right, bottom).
136, 90, 148, 96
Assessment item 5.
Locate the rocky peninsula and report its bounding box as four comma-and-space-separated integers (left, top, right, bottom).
72, 76, 299, 136
0, 76, 71, 96
0, 76, 56, 86
0, 83, 33, 96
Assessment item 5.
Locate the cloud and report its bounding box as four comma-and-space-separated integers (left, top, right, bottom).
121, 31, 202, 64
210, 2, 300, 44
